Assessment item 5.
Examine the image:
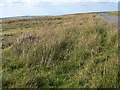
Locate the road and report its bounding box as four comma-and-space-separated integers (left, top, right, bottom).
98, 13, 119, 26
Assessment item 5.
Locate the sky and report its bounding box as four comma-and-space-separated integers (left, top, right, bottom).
0, 0, 119, 18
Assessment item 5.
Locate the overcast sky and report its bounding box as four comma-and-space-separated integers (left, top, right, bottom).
0, 0, 119, 18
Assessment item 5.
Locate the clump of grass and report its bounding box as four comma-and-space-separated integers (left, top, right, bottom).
2, 13, 118, 88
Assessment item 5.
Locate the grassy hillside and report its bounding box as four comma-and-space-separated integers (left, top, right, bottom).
1, 13, 119, 88
106, 11, 120, 16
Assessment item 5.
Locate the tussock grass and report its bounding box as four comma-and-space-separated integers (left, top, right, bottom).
2, 13, 118, 88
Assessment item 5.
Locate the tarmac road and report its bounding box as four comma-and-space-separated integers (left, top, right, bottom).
98, 13, 119, 27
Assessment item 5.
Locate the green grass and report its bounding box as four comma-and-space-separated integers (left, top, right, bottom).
1, 13, 119, 88
106, 11, 120, 16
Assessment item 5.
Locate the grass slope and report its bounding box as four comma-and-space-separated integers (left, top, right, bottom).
1, 13, 119, 88
106, 11, 120, 16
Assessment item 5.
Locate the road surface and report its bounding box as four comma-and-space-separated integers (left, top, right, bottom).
98, 13, 119, 26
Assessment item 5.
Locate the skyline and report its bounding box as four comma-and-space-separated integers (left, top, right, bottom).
0, 1, 119, 18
